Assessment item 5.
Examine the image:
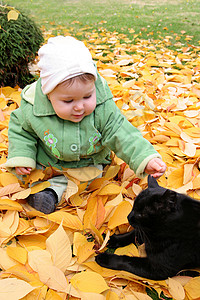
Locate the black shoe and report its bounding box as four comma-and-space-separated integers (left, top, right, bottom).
27, 189, 58, 214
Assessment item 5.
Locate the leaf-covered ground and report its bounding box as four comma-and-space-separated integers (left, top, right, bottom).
0, 27, 200, 299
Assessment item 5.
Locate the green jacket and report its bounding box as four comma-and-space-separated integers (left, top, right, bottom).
6, 73, 160, 177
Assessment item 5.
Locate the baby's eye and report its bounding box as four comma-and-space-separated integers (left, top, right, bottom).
83, 95, 91, 99
63, 100, 73, 103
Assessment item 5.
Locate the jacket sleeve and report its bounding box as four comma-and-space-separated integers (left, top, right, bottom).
96, 99, 161, 177
5, 102, 38, 170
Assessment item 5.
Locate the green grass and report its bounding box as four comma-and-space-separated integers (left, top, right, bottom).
5, 0, 200, 47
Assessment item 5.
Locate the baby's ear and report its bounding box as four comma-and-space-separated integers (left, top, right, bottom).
148, 175, 159, 188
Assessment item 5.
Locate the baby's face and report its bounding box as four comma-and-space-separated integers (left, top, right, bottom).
48, 79, 96, 122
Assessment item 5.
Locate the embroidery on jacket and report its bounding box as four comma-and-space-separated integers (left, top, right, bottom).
87, 131, 101, 155
44, 130, 61, 158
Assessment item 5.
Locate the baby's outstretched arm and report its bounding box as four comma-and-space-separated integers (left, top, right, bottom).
15, 167, 32, 175
145, 158, 166, 178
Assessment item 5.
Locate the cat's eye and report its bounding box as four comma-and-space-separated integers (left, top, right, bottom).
136, 213, 142, 218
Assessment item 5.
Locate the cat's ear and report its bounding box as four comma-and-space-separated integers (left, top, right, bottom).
148, 175, 159, 188
162, 189, 177, 211
163, 189, 176, 201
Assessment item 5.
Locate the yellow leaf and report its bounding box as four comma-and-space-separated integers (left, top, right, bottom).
23, 283, 48, 300
10, 218, 30, 239
46, 223, 72, 272
0, 109, 5, 122
0, 173, 18, 186
37, 265, 68, 292
184, 110, 199, 118
83, 196, 97, 229
167, 168, 183, 189
183, 164, 194, 185
0, 278, 35, 300
30, 181, 51, 194
104, 165, 121, 179
84, 261, 126, 278
17, 234, 47, 249
132, 183, 142, 196
45, 289, 63, 299
184, 276, 200, 299
182, 142, 196, 157
99, 229, 111, 251
164, 122, 182, 135
77, 240, 95, 264
0, 183, 23, 198
88, 177, 108, 191
105, 193, 123, 207
99, 183, 126, 195
108, 201, 132, 230
125, 291, 152, 300
71, 270, 108, 293
167, 277, 185, 300
89, 222, 104, 244
70, 193, 83, 206
7, 10, 19, 21
2, 264, 37, 282
183, 127, 200, 138
66, 166, 102, 181
0, 247, 16, 270
175, 181, 193, 194
42, 211, 83, 230
28, 249, 53, 272
181, 132, 200, 145
114, 243, 139, 257
106, 291, 120, 299
9, 90, 21, 106
73, 232, 87, 256
0, 210, 19, 238
64, 179, 78, 200
150, 134, 170, 143
11, 188, 31, 200
28, 169, 45, 184
192, 176, 200, 189
158, 151, 174, 165
6, 246, 27, 265
79, 291, 106, 300
170, 147, 185, 157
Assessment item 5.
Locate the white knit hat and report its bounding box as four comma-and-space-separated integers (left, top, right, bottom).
38, 36, 97, 94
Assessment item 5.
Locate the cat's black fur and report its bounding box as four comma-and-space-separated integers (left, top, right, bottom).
95, 175, 200, 280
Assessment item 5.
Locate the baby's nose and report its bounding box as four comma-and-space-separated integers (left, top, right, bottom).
74, 101, 84, 111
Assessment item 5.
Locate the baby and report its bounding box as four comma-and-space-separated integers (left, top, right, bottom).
6, 36, 166, 214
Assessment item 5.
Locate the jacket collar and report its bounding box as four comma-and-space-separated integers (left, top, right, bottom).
34, 79, 56, 116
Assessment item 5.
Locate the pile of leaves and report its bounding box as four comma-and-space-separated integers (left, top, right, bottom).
0, 27, 200, 299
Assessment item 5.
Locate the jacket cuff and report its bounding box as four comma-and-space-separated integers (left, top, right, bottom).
5, 157, 36, 171
135, 154, 162, 178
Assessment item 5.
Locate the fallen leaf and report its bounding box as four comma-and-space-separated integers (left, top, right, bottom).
0, 278, 35, 300
46, 223, 72, 272
167, 277, 185, 300
71, 270, 108, 293
37, 265, 68, 292
108, 201, 132, 229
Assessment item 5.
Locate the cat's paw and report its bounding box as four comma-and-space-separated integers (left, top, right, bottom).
95, 252, 111, 268
107, 234, 121, 248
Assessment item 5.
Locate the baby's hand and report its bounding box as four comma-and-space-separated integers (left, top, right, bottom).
15, 167, 32, 175
145, 158, 166, 178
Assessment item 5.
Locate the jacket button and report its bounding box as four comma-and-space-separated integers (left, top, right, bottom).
70, 144, 78, 152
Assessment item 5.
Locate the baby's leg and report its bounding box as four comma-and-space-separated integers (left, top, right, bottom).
27, 174, 68, 214
48, 175, 68, 202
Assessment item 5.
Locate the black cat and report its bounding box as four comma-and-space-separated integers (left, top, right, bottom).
95, 175, 200, 280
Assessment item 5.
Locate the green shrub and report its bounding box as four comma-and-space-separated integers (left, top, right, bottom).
0, 5, 44, 87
